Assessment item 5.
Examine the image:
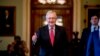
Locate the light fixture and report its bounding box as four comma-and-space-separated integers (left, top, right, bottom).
57, 0, 66, 5
38, 0, 46, 4
38, 0, 66, 5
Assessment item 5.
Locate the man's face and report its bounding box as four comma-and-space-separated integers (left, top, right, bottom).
90, 16, 99, 25
5, 10, 9, 15
46, 12, 57, 27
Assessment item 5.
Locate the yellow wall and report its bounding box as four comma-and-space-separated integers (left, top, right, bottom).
0, 0, 23, 50
0, 1, 30, 56
81, 0, 100, 28
81, 0, 100, 37
0, 0, 23, 38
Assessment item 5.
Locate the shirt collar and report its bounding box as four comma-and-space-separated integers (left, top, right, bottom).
91, 25, 99, 32
48, 25, 55, 30
91, 25, 98, 29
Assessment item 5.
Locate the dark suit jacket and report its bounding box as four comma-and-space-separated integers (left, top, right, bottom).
79, 27, 91, 56
86, 30, 100, 56
35, 25, 68, 56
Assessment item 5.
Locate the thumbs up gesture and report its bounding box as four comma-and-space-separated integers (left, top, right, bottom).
32, 33, 37, 43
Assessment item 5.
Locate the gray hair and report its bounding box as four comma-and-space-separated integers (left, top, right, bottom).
45, 10, 57, 19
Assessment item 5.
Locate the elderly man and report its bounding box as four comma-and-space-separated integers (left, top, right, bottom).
32, 10, 68, 56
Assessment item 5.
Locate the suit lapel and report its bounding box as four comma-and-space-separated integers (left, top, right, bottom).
54, 25, 60, 45
45, 25, 53, 46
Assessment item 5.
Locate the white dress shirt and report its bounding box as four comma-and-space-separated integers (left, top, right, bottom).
91, 25, 99, 32
48, 25, 55, 36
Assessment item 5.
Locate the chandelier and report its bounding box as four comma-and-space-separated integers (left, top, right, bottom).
38, 0, 66, 5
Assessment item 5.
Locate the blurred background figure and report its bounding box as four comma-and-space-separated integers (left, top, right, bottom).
85, 15, 100, 56
3, 44, 15, 56
12, 36, 28, 56
79, 15, 99, 56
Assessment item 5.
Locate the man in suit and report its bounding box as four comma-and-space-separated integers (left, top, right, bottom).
86, 28, 100, 56
79, 15, 99, 56
32, 10, 68, 56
